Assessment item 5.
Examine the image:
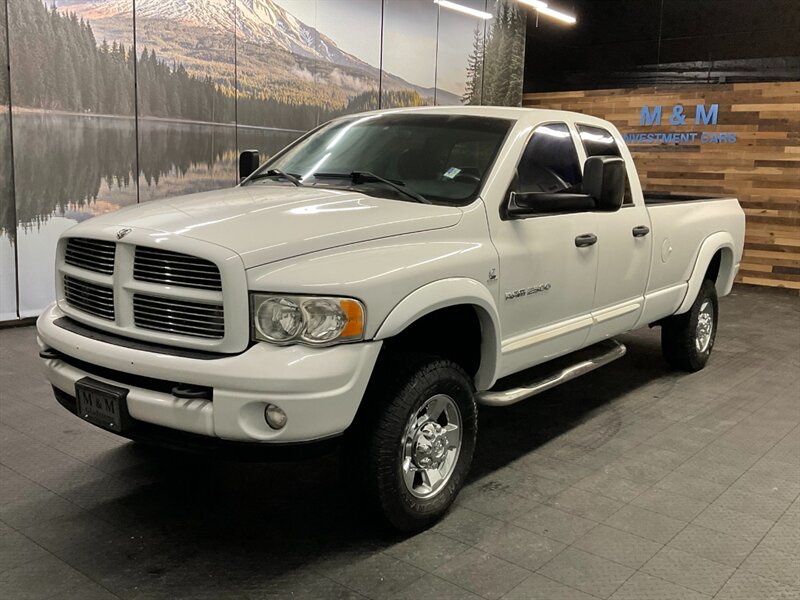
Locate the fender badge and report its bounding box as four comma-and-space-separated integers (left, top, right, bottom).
505, 283, 551, 300
116, 228, 132, 240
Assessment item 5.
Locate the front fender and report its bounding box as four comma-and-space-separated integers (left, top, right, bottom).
676, 231, 737, 314
375, 278, 502, 390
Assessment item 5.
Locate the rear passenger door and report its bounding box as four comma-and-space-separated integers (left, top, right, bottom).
490, 123, 599, 376
576, 124, 652, 343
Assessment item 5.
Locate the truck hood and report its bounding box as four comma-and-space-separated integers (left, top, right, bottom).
84, 185, 463, 268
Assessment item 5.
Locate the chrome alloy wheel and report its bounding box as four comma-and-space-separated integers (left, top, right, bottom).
401, 394, 462, 499
695, 300, 715, 353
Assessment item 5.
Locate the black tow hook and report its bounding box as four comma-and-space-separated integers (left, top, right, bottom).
171, 383, 213, 401
39, 348, 61, 360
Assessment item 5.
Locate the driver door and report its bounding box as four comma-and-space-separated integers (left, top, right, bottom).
489, 122, 599, 377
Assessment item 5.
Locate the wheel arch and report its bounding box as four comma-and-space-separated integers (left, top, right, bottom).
374, 278, 502, 390
676, 232, 737, 315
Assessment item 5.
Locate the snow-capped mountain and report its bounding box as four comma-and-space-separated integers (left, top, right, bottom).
55, 0, 461, 103
58, 0, 376, 70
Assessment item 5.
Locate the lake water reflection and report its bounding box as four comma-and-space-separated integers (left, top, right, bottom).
2, 112, 301, 318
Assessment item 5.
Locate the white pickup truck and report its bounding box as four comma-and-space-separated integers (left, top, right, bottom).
37, 106, 744, 531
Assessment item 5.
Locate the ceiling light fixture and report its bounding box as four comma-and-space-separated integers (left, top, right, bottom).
434, 0, 494, 20
519, 0, 576, 25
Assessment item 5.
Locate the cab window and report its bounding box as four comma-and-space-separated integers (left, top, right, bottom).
517, 123, 582, 194
577, 124, 633, 205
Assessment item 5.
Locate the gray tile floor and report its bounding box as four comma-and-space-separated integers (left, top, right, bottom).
1, 284, 798, 599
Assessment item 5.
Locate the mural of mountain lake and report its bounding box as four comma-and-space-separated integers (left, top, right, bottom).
3, 111, 301, 317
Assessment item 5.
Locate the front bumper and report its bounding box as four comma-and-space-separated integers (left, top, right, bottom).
37, 303, 382, 443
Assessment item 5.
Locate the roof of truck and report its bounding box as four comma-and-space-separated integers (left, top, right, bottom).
351, 104, 609, 127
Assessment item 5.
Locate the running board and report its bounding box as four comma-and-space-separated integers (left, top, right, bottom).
477, 339, 626, 407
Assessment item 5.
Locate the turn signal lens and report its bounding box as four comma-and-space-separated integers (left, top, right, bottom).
339, 299, 365, 340
250, 294, 366, 346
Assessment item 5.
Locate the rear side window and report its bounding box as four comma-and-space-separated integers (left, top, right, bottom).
517, 123, 582, 194
577, 124, 633, 205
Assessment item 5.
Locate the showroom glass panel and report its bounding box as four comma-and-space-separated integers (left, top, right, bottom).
481, 0, 526, 106
7, 0, 137, 316
577, 124, 632, 205
316, 0, 382, 116
0, 0, 16, 319
517, 123, 582, 194
136, 0, 237, 201
235, 0, 317, 164
435, 0, 489, 105
380, 0, 438, 108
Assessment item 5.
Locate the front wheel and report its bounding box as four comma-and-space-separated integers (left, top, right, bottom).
661, 278, 719, 372
344, 354, 477, 532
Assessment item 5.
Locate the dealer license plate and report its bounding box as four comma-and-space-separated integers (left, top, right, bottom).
75, 378, 128, 433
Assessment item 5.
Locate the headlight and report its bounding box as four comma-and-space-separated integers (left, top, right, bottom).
250, 294, 365, 346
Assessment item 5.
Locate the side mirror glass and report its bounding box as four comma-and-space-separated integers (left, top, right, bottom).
239, 150, 260, 181
583, 155, 625, 211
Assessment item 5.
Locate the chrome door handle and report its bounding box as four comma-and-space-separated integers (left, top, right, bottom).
575, 233, 598, 247
632, 225, 650, 237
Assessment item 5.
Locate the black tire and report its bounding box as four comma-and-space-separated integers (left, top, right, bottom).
661, 279, 719, 372
343, 353, 477, 532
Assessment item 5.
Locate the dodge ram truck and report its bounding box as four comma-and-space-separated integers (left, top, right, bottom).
37, 106, 745, 531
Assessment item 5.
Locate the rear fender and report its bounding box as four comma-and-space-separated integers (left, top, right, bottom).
676, 232, 737, 314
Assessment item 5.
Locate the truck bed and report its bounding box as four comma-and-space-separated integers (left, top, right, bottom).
644, 195, 744, 297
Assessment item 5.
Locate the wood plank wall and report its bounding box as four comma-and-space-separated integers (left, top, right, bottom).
523, 82, 800, 290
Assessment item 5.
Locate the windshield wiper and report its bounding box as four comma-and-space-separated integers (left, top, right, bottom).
248, 168, 304, 187
312, 171, 430, 204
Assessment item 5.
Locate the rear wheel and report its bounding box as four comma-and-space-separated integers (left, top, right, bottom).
661, 279, 718, 372
344, 354, 477, 532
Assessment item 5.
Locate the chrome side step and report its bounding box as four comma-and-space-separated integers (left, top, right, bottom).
477, 339, 626, 407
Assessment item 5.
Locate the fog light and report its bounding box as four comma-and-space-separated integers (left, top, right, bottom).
264, 404, 287, 430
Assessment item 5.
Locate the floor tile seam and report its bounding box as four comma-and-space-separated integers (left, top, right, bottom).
376, 540, 526, 600
679, 423, 800, 595
523, 568, 606, 600
0, 418, 123, 479
1, 392, 123, 445
0, 523, 119, 600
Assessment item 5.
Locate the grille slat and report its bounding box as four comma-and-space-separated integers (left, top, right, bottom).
64, 275, 115, 320
134, 247, 222, 291
64, 290, 114, 307
132, 297, 224, 320
132, 269, 222, 287
134, 266, 220, 279
133, 265, 220, 279
134, 316, 224, 335
64, 284, 114, 302
133, 294, 224, 339
135, 254, 220, 270
133, 306, 224, 323
64, 238, 116, 274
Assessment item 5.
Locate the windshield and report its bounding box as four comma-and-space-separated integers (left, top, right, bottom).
247, 113, 513, 205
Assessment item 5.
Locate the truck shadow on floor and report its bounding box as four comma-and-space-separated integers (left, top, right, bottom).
73, 330, 683, 592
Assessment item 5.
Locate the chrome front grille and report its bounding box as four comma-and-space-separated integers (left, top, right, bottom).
63, 275, 115, 321
134, 247, 222, 291
57, 236, 239, 350
133, 293, 225, 339
64, 238, 116, 274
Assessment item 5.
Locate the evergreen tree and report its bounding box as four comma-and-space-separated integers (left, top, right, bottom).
481, 0, 525, 106
462, 26, 485, 105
